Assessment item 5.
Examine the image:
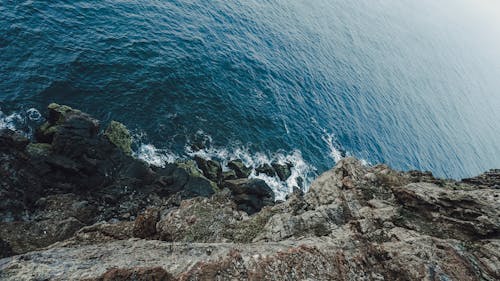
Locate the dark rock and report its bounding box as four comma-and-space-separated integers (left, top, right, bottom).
223, 178, 275, 214
154, 161, 217, 198
104, 121, 132, 155
0, 129, 29, 150
0, 104, 223, 256
227, 160, 251, 178
256, 164, 276, 177
194, 156, 222, 182
0, 132, 44, 221
222, 170, 237, 181
0, 238, 13, 258
272, 162, 292, 181
190, 141, 205, 152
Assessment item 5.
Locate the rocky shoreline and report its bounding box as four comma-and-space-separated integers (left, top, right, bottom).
0, 104, 499, 280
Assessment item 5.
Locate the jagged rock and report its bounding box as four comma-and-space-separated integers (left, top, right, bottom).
227, 160, 251, 178
256, 164, 275, 177
0, 130, 44, 221
223, 178, 275, 214
1, 105, 499, 280
462, 169, 500, 189
155, 161, 218, 198
133, 208, 159, 239
272, 162, 292, 181
104, 120, 133, 155
85, 267, 174, 281
0, 104, 221, 257
194, 156, 222, 182
222, 170, 237, 181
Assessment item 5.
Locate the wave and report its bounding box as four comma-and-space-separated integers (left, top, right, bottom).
0, 107, 43, 137
321, 130, 344, 164
132, 130, 320, 201
2, 109, 353, 201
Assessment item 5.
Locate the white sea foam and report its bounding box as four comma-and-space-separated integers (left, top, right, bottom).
322, 130, 343, 163
0, 111, 22, 131
322, 130, 372, 167
134, 143, 179, 167
0, 107, 42, 137
184, 132, 317, 201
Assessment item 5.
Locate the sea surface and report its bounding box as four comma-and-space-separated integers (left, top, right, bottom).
1, 0, 500, 199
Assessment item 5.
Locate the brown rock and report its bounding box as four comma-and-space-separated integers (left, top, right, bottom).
133, 208, 160, 239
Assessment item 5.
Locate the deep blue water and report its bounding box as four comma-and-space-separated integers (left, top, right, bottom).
1, 0, 500, 197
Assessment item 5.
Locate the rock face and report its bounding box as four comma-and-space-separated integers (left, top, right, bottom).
0, 104, 222, 256
227, 159, 252, 178
223, 178, 275, 214
1, 105, 499, 281
1, 155, 499, 280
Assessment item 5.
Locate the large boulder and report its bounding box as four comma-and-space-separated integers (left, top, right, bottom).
153, 160, 218, 198
223, 178, 275, 214
104, 121, 133, 155
227, 160, 251, 178
194, 156, 222, 182
256, 164, 276, 177
0, 129, 43, 221
272, 162, 292, 181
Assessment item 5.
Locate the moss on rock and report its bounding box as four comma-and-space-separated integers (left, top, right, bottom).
26, 143, 52, 157
47, 103, 82, 124
104, 121, 132, 155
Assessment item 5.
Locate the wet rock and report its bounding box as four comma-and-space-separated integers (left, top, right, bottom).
223, 178, 275, 214
222, 170, 237, 181
0, 129, 28, 150
194, 156, 222, 182
256, 164, 275, 177
228, 159, 251, 178
104, 121, 132, 155
190, 141, 205, 152
0, 104, 223, 257
1, 104, 500, 280
158, 161, 218, 198
272, 162, 292, 181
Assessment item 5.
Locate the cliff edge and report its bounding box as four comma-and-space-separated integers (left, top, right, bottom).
0, 104, 498, 280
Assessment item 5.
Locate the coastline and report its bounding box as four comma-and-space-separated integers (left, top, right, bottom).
0, 104, 498, 280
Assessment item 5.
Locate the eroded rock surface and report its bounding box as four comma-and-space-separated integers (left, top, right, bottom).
1, 105, 499, 280
1, 156, 498, 280
0, 104, 221, 256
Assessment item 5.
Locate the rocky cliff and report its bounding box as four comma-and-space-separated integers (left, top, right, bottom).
0, 104, 498, 280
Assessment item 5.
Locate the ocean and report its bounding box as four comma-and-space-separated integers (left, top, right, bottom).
1, 0, 499, 199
